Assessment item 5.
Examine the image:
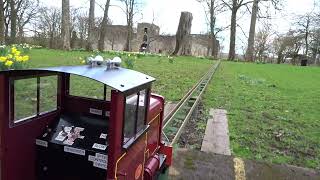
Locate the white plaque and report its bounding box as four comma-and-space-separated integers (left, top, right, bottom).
64, 146, 85, 156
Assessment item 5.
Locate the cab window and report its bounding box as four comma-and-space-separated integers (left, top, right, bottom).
69, 75, 112, 101
123, 90, 148, 145
11, 75, 58, 124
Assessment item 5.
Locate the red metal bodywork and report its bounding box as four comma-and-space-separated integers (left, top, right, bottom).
144, 154, 160, 180
0, 69, 173, 180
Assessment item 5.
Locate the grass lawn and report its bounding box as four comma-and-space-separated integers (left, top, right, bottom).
28, 49, 214, 101
204, 61, 320, 169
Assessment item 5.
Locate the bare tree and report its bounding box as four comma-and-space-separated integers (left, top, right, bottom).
8, 0, 25, 44
4, 0, 9, 43
310, 28, 320, 65
254, 23, 272, 62
197, 0, 227, 58
221, 0, 253, 60
118, 0, 141, 51
87, 0, 95, 51
272, 31, 303, 64
98, 0, 111, 51
245, 0, 258, 61
9, 0, 20, 44
16, 0, 39, 43
0, 0, 4, 44
245, 0, 281, 62
1, 0, 40, 44
294, 13, 313, 56
61, 0, 71, 50
73, 10, 89, 49
33, 7, 61, 48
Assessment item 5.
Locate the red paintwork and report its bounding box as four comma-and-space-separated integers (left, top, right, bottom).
159, 144, 173, 166
3, 113, 59, 180
0, 72, 60, 180
0, 70, 173, 180
0, 75, 7, 180
151, 94, 165, 144
144, 154, 160, 180
107, 90, 125, 180
116, 133, 146, 180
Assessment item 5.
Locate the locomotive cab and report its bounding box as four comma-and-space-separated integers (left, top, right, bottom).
0, 65, 172, 180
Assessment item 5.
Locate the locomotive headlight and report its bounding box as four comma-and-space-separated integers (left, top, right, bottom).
87, 55, 104, 67
106, 57, 122, 70
112, 57, 122, 67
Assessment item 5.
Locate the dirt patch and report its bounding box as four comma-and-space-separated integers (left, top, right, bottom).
177, 101, 208, 149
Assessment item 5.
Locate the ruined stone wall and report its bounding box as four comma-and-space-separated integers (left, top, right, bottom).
103, 25, 128, 51
149, 36, 176, 54
89, 22, 219, 56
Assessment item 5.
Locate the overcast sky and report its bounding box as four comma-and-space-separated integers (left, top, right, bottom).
41, 0, 317, 53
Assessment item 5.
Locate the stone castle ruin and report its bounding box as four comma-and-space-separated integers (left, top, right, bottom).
89, 22, 220, 57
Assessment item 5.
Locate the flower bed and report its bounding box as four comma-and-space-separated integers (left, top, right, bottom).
0, 44, 30, 70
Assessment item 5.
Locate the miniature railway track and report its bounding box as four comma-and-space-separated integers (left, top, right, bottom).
163, 61, 221, 145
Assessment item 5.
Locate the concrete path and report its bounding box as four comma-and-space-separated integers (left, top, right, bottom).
169, 149, 320, 180
201, 109, 231, 155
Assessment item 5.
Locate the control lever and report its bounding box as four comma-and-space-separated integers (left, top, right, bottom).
42, 125, 52, 138
70, 126, 75, 134
61, 125, 67, 136
46, 125, 52, 133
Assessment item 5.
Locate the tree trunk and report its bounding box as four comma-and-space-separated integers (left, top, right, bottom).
61, 0, 71, 50
228, 7, 237, 60
276, 50, 283, 64
70, 31, 77, 49
209, 0, 217, 58
17, 23, 23, 43
172, 11, 193, 56
49, 31, 54, 49
304, 20, 310, 56
211, 36, 219, 58
124, 25, 132, 51
245, 0, 259, 62
0, 0, 4, 44
10, 0, 17, 44
124, 10, 133, 52
98, 0, 111, 51
87, 0, 95, 51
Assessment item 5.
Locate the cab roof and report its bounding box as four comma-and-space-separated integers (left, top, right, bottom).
4, 65, 155, 92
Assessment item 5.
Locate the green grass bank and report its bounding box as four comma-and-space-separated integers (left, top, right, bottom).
204, 61, 320, 169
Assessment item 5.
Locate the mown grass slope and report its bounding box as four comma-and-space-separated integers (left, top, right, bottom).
204, 61, 320, 169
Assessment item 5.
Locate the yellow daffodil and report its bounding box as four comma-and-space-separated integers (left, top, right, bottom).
7, 54, 13, 59
81, 60, 86, 64
14, 51, 21, 56
11, 47, 17, 54
5, 60, 13, 67
128, 54, 131, 57
16, 56, 23, 62
22, 55, 29, 62
0, 56, 7, 62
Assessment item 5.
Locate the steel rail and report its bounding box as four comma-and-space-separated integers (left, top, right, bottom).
163, 62, 218, 127
162, 60, 221, 145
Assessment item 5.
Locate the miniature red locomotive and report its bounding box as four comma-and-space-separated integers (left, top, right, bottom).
0, 63, 172, 180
